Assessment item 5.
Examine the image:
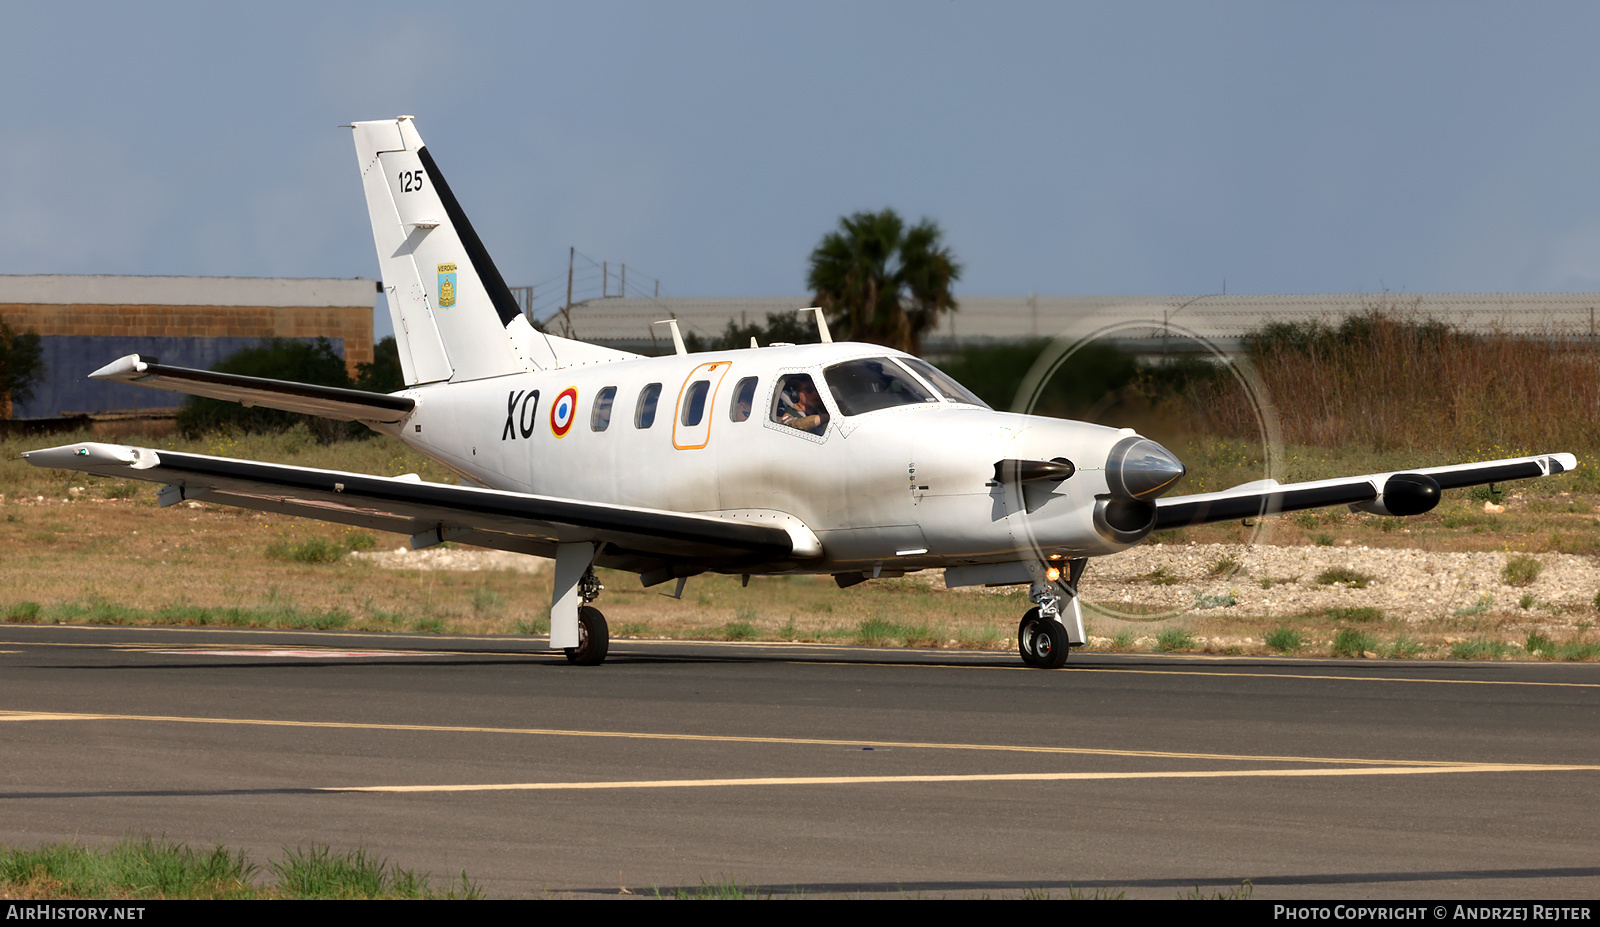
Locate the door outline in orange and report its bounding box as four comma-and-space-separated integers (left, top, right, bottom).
673, 361, 733, 450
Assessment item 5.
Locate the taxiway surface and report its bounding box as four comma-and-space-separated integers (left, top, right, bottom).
1, 624, 1596, 899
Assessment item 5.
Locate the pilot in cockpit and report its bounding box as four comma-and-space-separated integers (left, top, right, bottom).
774, 374, 829, 435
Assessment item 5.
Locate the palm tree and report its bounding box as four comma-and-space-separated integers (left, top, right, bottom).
806, 209, 960, 356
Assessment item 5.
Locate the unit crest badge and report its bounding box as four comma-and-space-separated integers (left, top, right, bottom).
437, 263, 457, 308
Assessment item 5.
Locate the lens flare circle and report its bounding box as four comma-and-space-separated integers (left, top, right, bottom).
1010, 315, 1283, 622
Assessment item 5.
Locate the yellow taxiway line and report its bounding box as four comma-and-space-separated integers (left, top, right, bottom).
326, 763, 1600, 794
0, 707, 1563, 769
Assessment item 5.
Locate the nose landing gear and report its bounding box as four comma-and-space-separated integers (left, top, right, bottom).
1018, 558, 1086, 669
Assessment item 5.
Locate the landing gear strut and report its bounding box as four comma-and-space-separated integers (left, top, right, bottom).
564, 567, 609, 666
1018, 559, 1086, 669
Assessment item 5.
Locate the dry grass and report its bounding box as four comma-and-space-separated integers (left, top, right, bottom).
1170, 305, 1600, 461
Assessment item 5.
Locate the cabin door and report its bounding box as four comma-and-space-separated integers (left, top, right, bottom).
672, 361, 733, 450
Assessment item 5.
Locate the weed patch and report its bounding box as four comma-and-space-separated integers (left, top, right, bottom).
2, 601, 41, 623
1324, 606, 1384, 623
1502, 555, 1542, 587
1264, 626, 1304, 653
266, 537, 346, 564
1331, 628, 1377, 657
1316, 568, 1372, 588
1156, 626, 1197, 652
1139, 566, 1181, 585
0, 836, 478, 900
1206, 556, 1242, 578
1451, 637, 1512, 660
1384, 636, 1426, 659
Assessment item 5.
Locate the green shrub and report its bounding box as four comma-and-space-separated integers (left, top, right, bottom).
266, 537, 346, 564
1156, 626, 1197, 652
1451, 637, 1511, 660
1502, 555, 1542, 588
2, 601, 41, 623
1324, 606, 1384, 623
1331, 629, 1376, 657
1264, 626, 1303, 653
1316, 568, 1372, 588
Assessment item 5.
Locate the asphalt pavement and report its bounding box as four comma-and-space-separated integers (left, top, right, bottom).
1, 624, 1596, 899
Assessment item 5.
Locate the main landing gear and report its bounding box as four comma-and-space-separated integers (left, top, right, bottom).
1017, 559, 1087, 669
565, 568, 609, 666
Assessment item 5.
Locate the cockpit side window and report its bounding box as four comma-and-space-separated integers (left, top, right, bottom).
901, 358, 991, 409
771, 373, 829, 435
729, 376, 757, 422
635, 383, 662, 428
823, 358, 936, 416
591, 386, 617, 431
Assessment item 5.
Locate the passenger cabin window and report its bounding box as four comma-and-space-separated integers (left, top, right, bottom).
823, 358, 935, 415
635, 383, 662, 428
772, 374, 829, 435
901, 358, 991, 409
591, 386, 617, 431
681, 380, 710, 427
729, 376, 758, 422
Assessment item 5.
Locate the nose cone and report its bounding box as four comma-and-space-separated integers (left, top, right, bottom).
1106, 436, 1186, 500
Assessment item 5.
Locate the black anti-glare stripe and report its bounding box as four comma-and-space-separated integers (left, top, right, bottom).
1427, 461, 1544, 489
416, 146, 524, 328
156, 452, 793, 557
1154, 481, 1377, 530
143, 364, 415, 413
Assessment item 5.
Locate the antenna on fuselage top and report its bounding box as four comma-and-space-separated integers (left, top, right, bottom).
653, 318, 688, 355
799, 307, 832, 344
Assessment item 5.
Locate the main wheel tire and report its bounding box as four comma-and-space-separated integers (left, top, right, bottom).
1018, 608, 1043, 667
565, 605, 610, 665
1033, 618, 1069, 669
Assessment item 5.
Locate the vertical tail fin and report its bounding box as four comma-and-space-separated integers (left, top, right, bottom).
352, 116, 535, 385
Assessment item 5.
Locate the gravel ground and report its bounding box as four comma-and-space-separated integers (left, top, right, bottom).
1076, 541, 1598, 626
357, 541, 1599, 631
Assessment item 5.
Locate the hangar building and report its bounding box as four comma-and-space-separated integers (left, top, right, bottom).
0, 275, 377, 421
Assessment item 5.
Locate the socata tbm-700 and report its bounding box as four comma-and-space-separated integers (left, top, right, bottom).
26, 117, 1575, 667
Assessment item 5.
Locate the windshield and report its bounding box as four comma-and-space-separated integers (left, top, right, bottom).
823, 358, 936, 416
901, 358, 991, 409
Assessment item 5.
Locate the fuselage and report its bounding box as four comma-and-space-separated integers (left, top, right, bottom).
373, 341, 1170, 574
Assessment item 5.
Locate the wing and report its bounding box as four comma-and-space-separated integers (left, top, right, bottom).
87, 354, 414, 424
23, 442, 802, 579
1154, 453, 1577, 530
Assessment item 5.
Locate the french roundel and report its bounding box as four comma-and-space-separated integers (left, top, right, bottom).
550, 387, 578, 438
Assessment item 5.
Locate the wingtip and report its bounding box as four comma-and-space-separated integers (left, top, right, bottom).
89, 354, 150, 380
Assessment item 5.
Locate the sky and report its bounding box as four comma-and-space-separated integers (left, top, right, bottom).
4, 1, 1599, 335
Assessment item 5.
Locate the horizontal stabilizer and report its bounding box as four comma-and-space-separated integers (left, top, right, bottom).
90, 354, 414, 424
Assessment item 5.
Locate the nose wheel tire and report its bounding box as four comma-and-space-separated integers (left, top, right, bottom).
1018, 609, 1043, 667
565, 605, 610, 665
1018, 608, 1069, 669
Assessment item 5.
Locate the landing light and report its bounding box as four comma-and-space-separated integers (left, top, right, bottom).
1046, 567, 1061, 582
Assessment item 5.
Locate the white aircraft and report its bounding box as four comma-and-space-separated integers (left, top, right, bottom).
24, 117, 1576, 668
